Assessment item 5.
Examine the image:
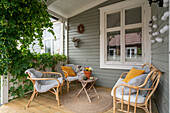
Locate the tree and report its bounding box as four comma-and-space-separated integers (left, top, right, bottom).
0, 0, 57, 97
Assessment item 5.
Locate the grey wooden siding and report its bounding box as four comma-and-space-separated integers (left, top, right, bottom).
68, 1, 169, 113
68, 0, 125, 88
151, 4, 169, 113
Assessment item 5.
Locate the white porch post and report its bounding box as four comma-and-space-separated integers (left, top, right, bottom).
1, 75, 8, 104
169, 9, 170, 113
64, 21, 68, 56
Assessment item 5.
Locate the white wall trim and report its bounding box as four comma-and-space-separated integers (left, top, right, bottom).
47, 9, 67, 21
169, 6, 170, 113
46, 0, 57, 6
1, 75, 8, 104
99, 0, 151, 69
64, 21, 68, 56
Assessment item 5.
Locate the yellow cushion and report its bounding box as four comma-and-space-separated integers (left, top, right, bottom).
123, 67, 145, 83
61, 66, 76, 78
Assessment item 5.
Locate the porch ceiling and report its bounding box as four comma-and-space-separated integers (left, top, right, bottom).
46, 0, 108, 19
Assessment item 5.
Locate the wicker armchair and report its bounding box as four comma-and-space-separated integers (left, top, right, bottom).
25, 69, 64, 107
112, 63, 161, 113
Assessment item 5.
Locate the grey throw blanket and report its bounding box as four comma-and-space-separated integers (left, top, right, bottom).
25, 68, 62, 93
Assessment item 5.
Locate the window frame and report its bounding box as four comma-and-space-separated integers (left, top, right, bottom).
99, 0, 151, 69
42, 21, 64, 55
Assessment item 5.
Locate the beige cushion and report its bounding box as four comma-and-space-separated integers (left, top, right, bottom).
111, 78, 146, 103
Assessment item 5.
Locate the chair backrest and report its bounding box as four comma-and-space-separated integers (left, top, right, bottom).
25, 68, 43, 85
141, 63, 162, 104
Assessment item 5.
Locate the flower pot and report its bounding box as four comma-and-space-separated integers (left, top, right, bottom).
84, 71, 92, 79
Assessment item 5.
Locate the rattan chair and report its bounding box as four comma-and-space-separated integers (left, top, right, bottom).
25, 69, 64, 107
112, 63, 161, 113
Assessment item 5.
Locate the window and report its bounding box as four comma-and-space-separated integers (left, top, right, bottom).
43, 18, 63, 54
100, 0, 151, 69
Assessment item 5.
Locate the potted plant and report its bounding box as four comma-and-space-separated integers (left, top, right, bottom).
72, 37, 80, 47
84, 67, 93, 79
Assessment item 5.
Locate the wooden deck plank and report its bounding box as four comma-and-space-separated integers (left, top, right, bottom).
0, 86, 158, 113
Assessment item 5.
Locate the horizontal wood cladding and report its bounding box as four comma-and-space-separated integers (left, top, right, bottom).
68, 1, 169, 113
151, 4, 169, 113
68, 0, 126, 88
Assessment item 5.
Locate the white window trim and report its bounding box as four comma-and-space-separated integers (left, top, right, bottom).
99, 0, 151, 69
42, 21, 64, 55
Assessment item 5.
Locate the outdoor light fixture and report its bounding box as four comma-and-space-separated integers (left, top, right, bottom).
148, 0, 163, 7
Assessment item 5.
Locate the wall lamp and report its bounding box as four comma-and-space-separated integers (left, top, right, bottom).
148, 0, 163, 7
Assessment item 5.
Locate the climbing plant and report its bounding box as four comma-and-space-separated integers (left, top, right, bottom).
0, 0, 66, 98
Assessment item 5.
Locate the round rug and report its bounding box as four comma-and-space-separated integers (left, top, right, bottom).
60, 85, 113, 113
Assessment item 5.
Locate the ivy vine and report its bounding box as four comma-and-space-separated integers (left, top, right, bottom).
0, 0, 66, 98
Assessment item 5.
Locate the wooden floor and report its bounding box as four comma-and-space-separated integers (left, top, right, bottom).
0, 84, 159, 113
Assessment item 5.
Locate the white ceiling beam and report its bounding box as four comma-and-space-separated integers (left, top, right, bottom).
47, 9, 67, 21
66, 0, 108, 18
46, 0, 57, 6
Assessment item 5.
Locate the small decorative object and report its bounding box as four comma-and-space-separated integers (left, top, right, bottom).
77, 24, 84, 33
161, 16, 167, 20
90, 77, 94, 80
155, 37, 163, 42
160, 28, 166, 33
151, 39, 156, 43
163, 3, 168, 7
161, 11, 169, 20
148, 0, 163, 7
163, 25, 169, 31
149, 21, 152, 27
84, 67, 93, 79
160, 25, 169, 33
83, 76, 88, 80
163, 0, 169, 3
72, 37, 80, 47
153, 24, 158, 29
152, 15, 157, 21
152, 32, 159, 36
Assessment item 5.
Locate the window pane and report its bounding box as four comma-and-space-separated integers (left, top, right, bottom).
53, 23, 61, 38
125, 28, 142, 62
125, 7, 142, 25
45, 28, 53, 39
107, 12, 120, 28
45, 40, 51, 53
107, 31, 121, 61
54, 39, 61, 54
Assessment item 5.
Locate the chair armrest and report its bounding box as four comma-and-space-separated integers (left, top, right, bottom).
42, 72, 63, 78
27, 77, 60, 86
120, 72, 128, 78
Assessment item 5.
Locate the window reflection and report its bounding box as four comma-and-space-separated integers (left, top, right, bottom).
125, 28, 142, 62
107, 31, 121, 61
